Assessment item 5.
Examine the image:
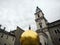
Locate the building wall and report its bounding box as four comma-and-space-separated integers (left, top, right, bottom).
48, 22, 60, 45
35, 7, 53, 45
0, 32, 15, 45
38, 33, 48, 45
14, 26, 24, 45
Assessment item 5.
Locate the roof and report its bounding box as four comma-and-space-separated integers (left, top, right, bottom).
47, 19, 60, 28
0, 29, 15, 37
16, 26, 24, 32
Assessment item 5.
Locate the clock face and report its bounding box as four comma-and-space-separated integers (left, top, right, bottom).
20, 30, 40, 45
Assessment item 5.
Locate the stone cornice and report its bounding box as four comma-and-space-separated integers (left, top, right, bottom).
36, 27, 48, 33
47, 20, 60, 28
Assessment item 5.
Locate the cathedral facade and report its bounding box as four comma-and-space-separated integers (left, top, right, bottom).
0, 7, 60, 45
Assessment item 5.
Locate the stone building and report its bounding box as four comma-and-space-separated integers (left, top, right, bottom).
14, 26, 24, 45
0, 25, 24, 45
0, 25, 15, 45
0, 6, 60, 45
35, 7, 53, 45
48, 20, 60, 45
35, 6, 60, 45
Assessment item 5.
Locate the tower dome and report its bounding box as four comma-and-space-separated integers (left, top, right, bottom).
20, 30, 40, 45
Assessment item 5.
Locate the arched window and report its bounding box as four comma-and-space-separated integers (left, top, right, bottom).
55, 30, 57, 34
54, 29, 60, 34
38, 14, 40, 17
39, 23, 42, 29
57, 29, 60, 33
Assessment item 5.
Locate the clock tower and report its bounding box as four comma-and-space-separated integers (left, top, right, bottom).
35, 6, 53, 45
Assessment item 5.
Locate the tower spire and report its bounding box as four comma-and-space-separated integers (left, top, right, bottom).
36, 6, 42, 13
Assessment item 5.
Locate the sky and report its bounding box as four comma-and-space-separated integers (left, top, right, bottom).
0, 0, 60, 31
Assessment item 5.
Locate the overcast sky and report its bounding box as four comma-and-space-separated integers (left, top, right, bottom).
0, 0, 60, 31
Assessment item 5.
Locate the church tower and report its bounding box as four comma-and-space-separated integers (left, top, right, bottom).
35, 6, 53, 45
35, 6, 48, 31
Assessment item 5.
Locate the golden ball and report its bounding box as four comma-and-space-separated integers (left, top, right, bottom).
20, 30, 40, 45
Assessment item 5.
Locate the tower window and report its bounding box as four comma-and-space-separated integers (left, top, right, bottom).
39, 23, 42, 28
40, 25, 42, 28
38, 14, 40, 17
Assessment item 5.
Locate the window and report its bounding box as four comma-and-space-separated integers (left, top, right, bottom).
57, 29, 60, 33
45, 42, 46, 45
1, 35, 3, 38
4, 43, 6, 45
55, 30, 57, 34
40, 42, 42, 45
40, 25, 42, 28
59, 38, 60, 41
38, 14, 40, 17
1, 34, 4, 38
55, 29, 60, 34
39, 23, 42, 28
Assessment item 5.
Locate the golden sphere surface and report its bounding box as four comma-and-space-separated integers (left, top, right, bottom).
20, 30, 40, 45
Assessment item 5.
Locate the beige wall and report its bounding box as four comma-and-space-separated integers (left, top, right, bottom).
0, 33, 15, 45
48, 25, 60, 45
41, 19, 47, 28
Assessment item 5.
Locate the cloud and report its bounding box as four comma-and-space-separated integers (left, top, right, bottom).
0, 0, 60, 31
36, 0, 60, 22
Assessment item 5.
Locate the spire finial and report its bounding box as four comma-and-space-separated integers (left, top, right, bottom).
37, 6, 39, 9
36, 6, 42, 12
29, 25, 31, 30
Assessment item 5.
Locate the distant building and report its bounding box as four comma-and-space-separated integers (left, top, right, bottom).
0, 25, 24, 45
0, 6, 60, 45
0, 25, 15, 45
